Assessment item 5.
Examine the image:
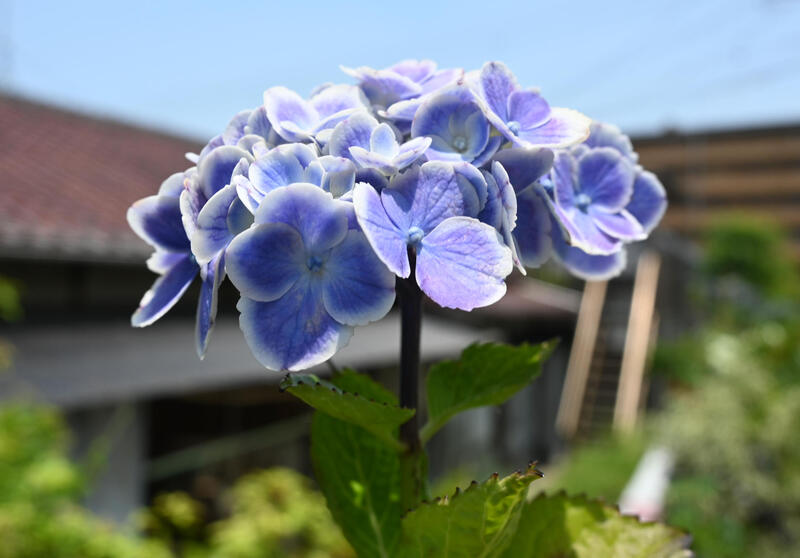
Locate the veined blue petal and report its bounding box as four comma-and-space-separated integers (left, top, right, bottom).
389, 59, 437, 83
237, 277, 353, 371
577, 148, 635, 212
191, 184, 239, 264
492, 148, 554, 193
416, 216, 512, 311
321, 230, 395, 326
516, 107, 591, 148
627, 171, 667, 233
349, 147, 395, 175
471, 134, 502, 168
128, 195, 190, 252
317, 156, 357, 198
478, 170, 502, 230
264, 86, 317, 142
132, 254, 198, 327
507, 90, 550, 130
589, 207, 645, 241
478, 61, 519, 123
392, 136, 431, 169
329, 111, 378, 159
226, 222, 305, 302
551, 218, 627, 280
352, 183, 410, 277
552, 151, 578, 209
514, 186, 553, 268
310, 84, 367, 119
254, 183, 348, 254
222, 109, 252, 146
198, 145, 252, 199
196, 253, 225, 359
370, 123, 400, 158
158, 171, 187, 197
147, 250, 187, 274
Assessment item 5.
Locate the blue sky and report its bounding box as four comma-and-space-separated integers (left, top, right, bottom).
2, 0, 799, 141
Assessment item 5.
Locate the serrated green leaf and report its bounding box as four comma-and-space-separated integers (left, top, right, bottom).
282, 371, 415, 451
397, 464, 544, 558
421, 342, 556, 444
311, 373, 404, 558
501, 492, 693, 558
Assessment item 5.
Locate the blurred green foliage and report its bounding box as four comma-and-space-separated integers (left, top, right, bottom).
703, 213, 799, 299
0, 404, 171, 558
0, 404, 353, 558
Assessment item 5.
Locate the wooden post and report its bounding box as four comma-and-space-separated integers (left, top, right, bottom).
614, 251, 661, 433
556, 280, 608, 438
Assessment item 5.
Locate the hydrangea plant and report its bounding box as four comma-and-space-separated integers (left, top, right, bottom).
128, 60, 688, 557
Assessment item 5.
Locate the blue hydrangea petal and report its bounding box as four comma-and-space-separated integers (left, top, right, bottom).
389, 59, 437, 83
627, 171, 667, 233
226, 222, 305, 302
570, 210, 623, 255
392, 136, 431, 169
352, 183, 410, 277
584, 122, 637, 163
158, 172, 187, 197
478, 170, 502, 230
132, 254, 199, 327
492, 147, 554, 193
514, 186, 553, 268
411, 92, 460, 143
551, 217, 627, 280
507, 90, 551, 130
553, 151, 578, 209
237, 277, 353, 371
589, 207, 645, 241
370, 123, 400, 158
577, 148, 635, 212
471, 135, 503, 168
355, 168, 389, 192
310, 84, 366, 119
317, 156, 357, 197
179, 175, 204, 240
384, 98, 423, 122
233, 175, 264, 214
329, 112, 378, 159
196, 252, 225, 359
517, 107, 591, 148
454, 162, 487, 212
227, 196, 254, 234
248, 143, 317, 195
198, 145, 251, 199
382, 163, 480, 234
245, 106, 273, 139
191, 184, 240, 264
349, 146, 396, 175
418, 68, 462, 95
263, 86, 318, 142
342, 65, 421, 106
255, 183, 348, 254
478, 61, 519, 123
416, 216, 512, 311
147, 250, 187, 274
128, 195, 190, 252
222, 110, 252, 146
236, 134, 267, 154
321, 230, 396, 326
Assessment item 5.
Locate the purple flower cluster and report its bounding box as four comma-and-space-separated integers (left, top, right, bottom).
128, 61, 666, 371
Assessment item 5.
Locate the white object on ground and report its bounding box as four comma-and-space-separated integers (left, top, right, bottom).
618, 446, 674, 521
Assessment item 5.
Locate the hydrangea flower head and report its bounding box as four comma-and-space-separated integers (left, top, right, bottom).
127, 59, 668, 371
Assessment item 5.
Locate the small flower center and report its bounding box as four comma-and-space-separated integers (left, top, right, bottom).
307, 254, 325, 272
452, 135, 468, 152
507, 120, 521, 135
407, 226, 425, 246
576, 192, 592, 212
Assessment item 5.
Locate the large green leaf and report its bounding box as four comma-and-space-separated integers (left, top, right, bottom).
397, 467, 692, 558
282, 371, 414, 451
501, 492, 693, 558
396, 464, 544, 557
420, 342, 556, 444
311, 372, 404, 558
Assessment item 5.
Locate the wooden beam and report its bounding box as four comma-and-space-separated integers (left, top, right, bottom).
614, 252, 661, 433
556, 280, 607, 439
637, 135, 800, 170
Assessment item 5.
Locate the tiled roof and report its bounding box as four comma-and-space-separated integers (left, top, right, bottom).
0, 94, 203, 262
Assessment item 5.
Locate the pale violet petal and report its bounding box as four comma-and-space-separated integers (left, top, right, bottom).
352, 182, 410, 277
